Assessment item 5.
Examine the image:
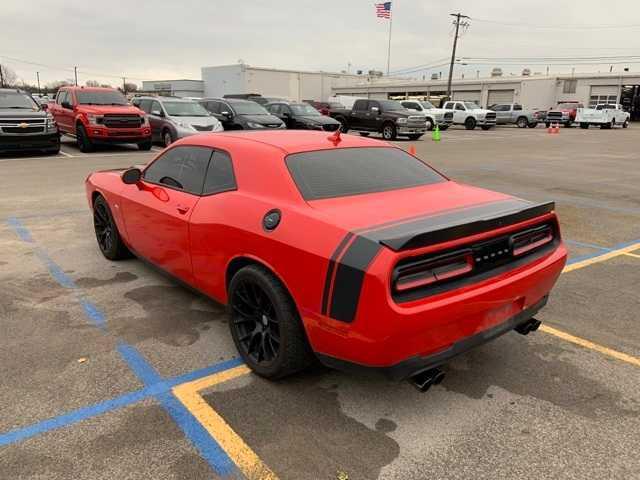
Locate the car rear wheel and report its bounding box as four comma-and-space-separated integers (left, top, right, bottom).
76, 124, 94, 152
611, 119, 616, 129
580, 123, 589, 129
527, 122, 538, 128
439, 125, 449, 131
138, 140, 152, 151
382, 123, 397, 140
623, 119, 629, 128
93, 195, 131, 260
228, 265, 314, 379
464, 117, 476, 130
516, 117, 528, 128
545, 122, 551, 128
481, 125, 493, 131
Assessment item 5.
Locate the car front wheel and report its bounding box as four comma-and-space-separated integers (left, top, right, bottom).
76, 124, 94, 152
93, 195, 131, 260
229, 265, 314, 379
464, 117, 476, 130
382, 123, 397, 140
162, 129, 174, 147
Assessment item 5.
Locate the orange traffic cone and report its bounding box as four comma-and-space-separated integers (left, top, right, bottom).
409, 145, 416, 155
554, 123, 560, 134
547, 123, 554, 134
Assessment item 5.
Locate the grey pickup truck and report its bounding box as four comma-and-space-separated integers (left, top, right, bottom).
489, 103, 538, 128
329, 99, 427, 140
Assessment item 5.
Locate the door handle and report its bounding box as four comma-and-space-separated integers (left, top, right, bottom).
176, 205, 190, 214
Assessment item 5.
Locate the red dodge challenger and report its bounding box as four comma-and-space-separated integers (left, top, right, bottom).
86, 130, 567, 390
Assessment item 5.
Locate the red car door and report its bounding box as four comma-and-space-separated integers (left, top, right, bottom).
119, 145, 214, 285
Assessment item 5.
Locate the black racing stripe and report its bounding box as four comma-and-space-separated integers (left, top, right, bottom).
329, 236, 382, 323
365, 199, 555, 251
321, 232, 354, 315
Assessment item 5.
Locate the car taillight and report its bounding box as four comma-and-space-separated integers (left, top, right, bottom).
511, 225, 553, 257
394, 251, 474, 292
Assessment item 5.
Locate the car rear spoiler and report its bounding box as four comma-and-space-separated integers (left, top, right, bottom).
365, 200, 555, 252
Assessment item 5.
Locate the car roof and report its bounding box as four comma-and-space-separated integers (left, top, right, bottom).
180, 130, 393, 155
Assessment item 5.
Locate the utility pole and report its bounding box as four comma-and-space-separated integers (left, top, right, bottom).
0, 64, 4, 88
74, 66, 78, 86
122, 77, 126, 95
36, 72, 41, 95
446, 13, 470, 100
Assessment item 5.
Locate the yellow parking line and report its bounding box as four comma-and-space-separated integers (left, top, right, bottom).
172, 365, 279, 480
562, 242, 640, 273
624, 252, 640, 259
540, 325, 640, 367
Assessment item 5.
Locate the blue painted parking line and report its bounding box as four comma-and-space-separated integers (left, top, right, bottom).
566, 237, 640, 265
564, 239, 612, 252
5, 216, 239, 477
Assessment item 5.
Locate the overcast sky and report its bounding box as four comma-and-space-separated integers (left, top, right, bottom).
2, 0, 639, 87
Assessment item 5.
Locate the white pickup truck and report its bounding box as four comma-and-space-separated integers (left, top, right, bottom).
576, 104, 630, 129
442, 101, 497, 130
400, 100, 453, 131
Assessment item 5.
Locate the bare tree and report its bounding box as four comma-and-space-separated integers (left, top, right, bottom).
124, 82, 138, 92
85, 80, 100, 87
0, 64, 18, 87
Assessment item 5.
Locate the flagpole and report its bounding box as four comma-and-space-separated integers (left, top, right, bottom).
386, 10, 393, 75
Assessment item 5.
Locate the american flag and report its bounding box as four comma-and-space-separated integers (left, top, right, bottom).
375, 2, 392, 18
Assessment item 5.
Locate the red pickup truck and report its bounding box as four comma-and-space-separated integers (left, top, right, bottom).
48, 87, 151, 152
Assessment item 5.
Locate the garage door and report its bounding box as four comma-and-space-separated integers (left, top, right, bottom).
487, 89, 515, 106
452, 90, 481, 104
589, 85, 619, 107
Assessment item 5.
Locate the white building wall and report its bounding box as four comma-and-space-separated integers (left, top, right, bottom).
519, 78, 556, 110
201, 65, 246, 98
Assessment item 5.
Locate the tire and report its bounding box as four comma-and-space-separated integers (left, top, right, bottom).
228, 265, 314, 379
425, 118, 434, 131
336, 117, 349, 133
580, 123, 589, 129
45, 139, 61, 155
162, 129, 174, 147
527, 122, 538, 128
381, 122, 397, 140
611, 119, 616, 129
359, 132, 370, 137
623, 119, 629, 128
516, 117, 528, 128
407, 134, 423, 140
93, 195, 131, 260
138, 140, 152, 151
76, 124, 94, 152
481, 125, 493, 131
545, 122, 551, 128
464, 117, 476, 130
439, 125, 449, 131
564, 122, 572, 128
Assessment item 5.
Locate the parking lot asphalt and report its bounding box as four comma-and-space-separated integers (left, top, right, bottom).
1, 126, 639, 479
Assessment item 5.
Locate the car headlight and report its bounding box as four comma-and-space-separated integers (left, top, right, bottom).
46, 114, 56, 130
86, 114, 103, 125
247, 122, 266, 129
396, 117, 408, 124
174, 120, 194, 130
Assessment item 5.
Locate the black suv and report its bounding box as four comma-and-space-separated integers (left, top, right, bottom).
265, 101, 341, 131
199, 98, 285, 130
0, 89, 60, 154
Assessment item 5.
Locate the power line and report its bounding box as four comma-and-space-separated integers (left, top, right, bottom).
472, 18, 640, 30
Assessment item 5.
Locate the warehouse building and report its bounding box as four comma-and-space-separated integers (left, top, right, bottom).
200, 64, 388, 101
140, 79, 205, 98
331, 72, 640, 120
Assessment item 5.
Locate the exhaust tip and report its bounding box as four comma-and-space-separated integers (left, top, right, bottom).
409, 368, 445, 392
515, 318, 542, 336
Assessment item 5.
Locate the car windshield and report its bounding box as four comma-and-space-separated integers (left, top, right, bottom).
231, 102, 270, 115
378, 100, 405, 111
557, 103, 579, 109
76, 90, 127, 105
464, 102, 480, 109
290, 104, 321, 116
420, 101, 435, 109
286, 147, 446, 200
0, 91, 39, 109
164, 101, 210, 117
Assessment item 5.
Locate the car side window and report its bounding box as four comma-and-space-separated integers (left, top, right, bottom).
369, 101, 380, 111
203, 150, 237, 195
405, 102, 419, 110
207, 101, 221, 114
57, 91, 67, 105
139, 99, 152, 113
353, 100, 368, 111
143, 146, 213, 195
443, 102, 453, 109
150, 101, 162, 116
281, 105, 292, 116
513, 104, 523, 111
268, 104, 280, 115
455, 103, 465, 111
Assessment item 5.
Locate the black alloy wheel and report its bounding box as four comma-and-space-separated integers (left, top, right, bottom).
231, 278, 281, 365
92, 196, 130, 260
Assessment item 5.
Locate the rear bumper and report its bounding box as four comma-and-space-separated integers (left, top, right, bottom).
0, 132, 60, 152
317, 295, 547, 381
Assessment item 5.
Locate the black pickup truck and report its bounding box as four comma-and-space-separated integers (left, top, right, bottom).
329, 99, 427, 140
0, 89, 60, 155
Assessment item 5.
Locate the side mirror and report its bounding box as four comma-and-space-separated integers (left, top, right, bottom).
282, 111, 290, 118
41, 103, 48, 111
122, 167, 142, 185
61, 101, 72, 110
221, 111, 232, 118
